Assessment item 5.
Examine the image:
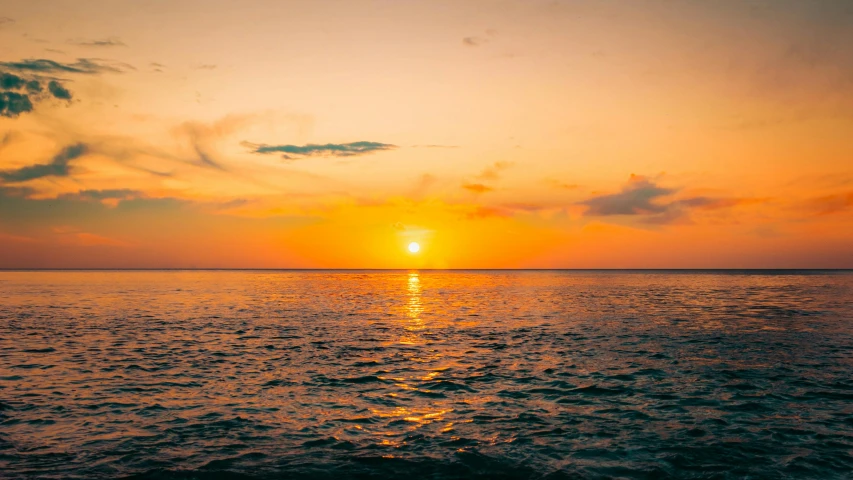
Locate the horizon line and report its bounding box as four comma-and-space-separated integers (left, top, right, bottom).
1, 268, 851, 273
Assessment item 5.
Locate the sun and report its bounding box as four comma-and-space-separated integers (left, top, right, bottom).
408, 242, 420, 253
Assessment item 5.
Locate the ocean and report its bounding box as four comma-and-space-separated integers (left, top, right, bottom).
1, 270, 852, 479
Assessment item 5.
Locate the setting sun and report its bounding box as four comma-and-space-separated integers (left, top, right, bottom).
408, 242, 420, 254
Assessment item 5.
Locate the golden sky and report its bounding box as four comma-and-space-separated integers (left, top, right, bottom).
0, 0, 851, 268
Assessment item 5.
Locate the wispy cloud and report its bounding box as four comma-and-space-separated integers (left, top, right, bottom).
245, 141, 397, 160
475, 161, 513, 181
545, 178, 580, 190
59, 189, 145, 207
53, 226, 132, 247
68, 37, 126, 47
195, 64, 217, 70
466, 206, 511, 219
463, 29, 498, 47
579, 174, 757, 225
0, 17, 13, 28
0, 144, 87, 182
462, 183, 494, 194
463, 36, 488, 47
808, 191, 853, 215
0, 58, 133, 75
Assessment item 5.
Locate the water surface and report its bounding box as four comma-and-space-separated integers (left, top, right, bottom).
1, 271, 852, 479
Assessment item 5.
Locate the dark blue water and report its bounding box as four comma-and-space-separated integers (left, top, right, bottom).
1, 271, 852, 479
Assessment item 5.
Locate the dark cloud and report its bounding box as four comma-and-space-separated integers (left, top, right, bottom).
245, 141, 397, 160
48, 80, 72, 100
1, 72, 24, 89
0, 17, 13, 27
26, 80, 42, 93
0, 69, 74, 117
0, 58, 132, 75
0, 91, 34, 117
581, 175, 674, 216
68, 37, 126, 47
0, 144, 87, 182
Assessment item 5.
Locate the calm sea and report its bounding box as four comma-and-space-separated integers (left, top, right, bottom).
1, 271, 852, 479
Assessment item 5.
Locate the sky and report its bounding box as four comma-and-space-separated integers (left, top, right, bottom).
0, 0, 852, 268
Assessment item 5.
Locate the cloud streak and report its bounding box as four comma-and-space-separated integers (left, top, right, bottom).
68, 37, 126, 47
0, 58, 132, 75
462, 183, 494, 194
246, 141, 397, 160
0, 144, 87, 182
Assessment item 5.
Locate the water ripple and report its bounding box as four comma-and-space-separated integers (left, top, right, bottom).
0, 270, 852, 479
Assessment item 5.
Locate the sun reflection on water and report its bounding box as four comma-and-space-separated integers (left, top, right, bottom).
400, 272, 425, 345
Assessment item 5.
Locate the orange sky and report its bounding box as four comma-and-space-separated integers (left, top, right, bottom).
0, 0, 851, 268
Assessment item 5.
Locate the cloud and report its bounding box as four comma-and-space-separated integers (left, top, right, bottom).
462, 183, 494, 194
0, 70, 74, 117
0, 17, 13, 27
245, 141, 397, 160
808, 191, 853, 215
68, 37, 126, 47
545, 178, 580, 190
177, 114, 265, 170
0, 91, 34, 117
463, 36, 488, 47
0, 185, 36, 198
59, 189, 145, 207
579, 174, 757, 225
0, 131, 17, 148
466, 206, 511, 219
0, 58, 132, 75
0, 144, 87, 182
195, 64, 217, 70
463, 29, 497, 47
53, 226, 132, 247
48, 80, 72, 100
581, 175, 674, 216
1, 72, 24, 90
475, 161, 513, 181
